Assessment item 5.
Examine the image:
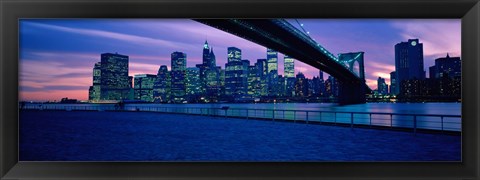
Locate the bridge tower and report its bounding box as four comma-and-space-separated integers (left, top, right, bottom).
337, 52, 367, 105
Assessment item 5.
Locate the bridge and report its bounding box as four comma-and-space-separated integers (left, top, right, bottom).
193, 19, 371, 105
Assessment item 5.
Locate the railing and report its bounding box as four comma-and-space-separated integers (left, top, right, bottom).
21, 104, 461, 134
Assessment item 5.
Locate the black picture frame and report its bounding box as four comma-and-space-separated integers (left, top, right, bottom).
1, 0, 479, 179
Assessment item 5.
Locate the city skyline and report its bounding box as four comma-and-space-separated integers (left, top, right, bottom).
20, 19, 461, 101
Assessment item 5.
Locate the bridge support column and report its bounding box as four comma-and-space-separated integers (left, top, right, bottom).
338, 81, 366, 105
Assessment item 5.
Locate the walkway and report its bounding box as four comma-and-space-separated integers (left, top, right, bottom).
20, 110, 461, 161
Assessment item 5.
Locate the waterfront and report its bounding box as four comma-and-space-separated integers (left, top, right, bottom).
22, 102, 462, 132
20, 110, 461, 161
24, 102, 461, 115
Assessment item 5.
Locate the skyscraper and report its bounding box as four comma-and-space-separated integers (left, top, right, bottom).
205, 67, 220, 102
186, 67, 202, 102
284, 55, 295, 78
153, 65, 171, 103
267, 49, 278, 96
325, 76, 338, 97
311, 76, 321, 97
428, 54, 461, 99
202, 40, 216, 67
219, 69, 226, 97
99, 53, 132, 101
318, 70, 326, 97
134, 74, 156, 102
284, 55, 295, 97
225, 47, 248, 98
377, 77, 388, 95
390, 71, 397, 95
394, 39, 425, 95
197, 40, 219, 100
171, 51, 187, 103
429, 54, 461, 79
255, 59, 268, 96
227, 47, 242, 62
88, 62, 101, 102
248, 65, 261, 97
294, 72, 308, 97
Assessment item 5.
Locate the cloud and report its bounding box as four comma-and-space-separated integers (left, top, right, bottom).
26, 21, 195, 50
130, 62, 164, 76
391, 20, 461, 57
365, 79, 378, 90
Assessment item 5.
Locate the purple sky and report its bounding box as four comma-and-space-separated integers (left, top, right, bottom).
19, 19, 461, 101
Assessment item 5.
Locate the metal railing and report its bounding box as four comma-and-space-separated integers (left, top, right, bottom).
21, 104, 461, 134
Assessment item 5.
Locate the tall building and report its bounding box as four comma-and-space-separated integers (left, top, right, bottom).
202, 40, 216, 67
248, 65, 261, 97
196, 40, 219, 100
186, 67, 202, 102
377, 77, 388, 95
428, 54, 461, 99
390, 71, 397, 95
283, 55, 295, 97
205, 67, 221, 102
311, 76, 321, 97
128, 76, 133, 88
325, 76, 339, 97
134, 74, 156, 102
277, 75, 286, 97
429, 53, 461, 79
171, 51, 187, 103
255, 59, 268, 96
318, 70, 326, 97
284, 55, 295, 78
285, 77, 296, 97
219, 69, 226, 97
225, 47, 248, 98
227, 47, 242, 62
394, 39, 425, 95
267, 49, 278, 96
97, 53, 133, 101
153, 65, 171, 103
88, 62, 102, 102
294, 72, 308, 97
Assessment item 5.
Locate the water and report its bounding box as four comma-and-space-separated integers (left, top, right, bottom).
22, 102, 462, 131
26, 102, 461, 115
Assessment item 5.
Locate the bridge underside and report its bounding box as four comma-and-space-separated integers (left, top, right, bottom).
194, 19, 370, 105
338, 81, 367, 105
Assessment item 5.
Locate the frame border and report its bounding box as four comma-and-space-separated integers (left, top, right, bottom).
1, 0, 479, 179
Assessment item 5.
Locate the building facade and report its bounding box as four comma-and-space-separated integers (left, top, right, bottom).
153, 65, 171, 103
186, 67, 202, 102
171, 51, 187, 103
377, 77, 389, 95
394, 39, 425, 95
429, 54, 461, 79
294, 72, 308, 98
225, 47, 249, 99
100, 53, 132, 100
266, 49, 279, 96
88, 62, 102, 102
134, 74, 156, 102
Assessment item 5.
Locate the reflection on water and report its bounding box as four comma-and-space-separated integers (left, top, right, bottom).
22, 102, 461, 131
122, 102, 461, 116
26, 102, 461, 115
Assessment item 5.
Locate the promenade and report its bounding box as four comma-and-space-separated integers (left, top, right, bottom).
20, 110, 461, 161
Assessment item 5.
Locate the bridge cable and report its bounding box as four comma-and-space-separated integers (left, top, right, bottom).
294, 19, 313, 39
